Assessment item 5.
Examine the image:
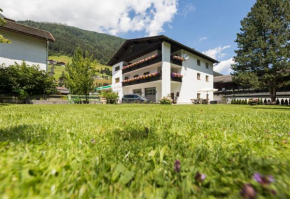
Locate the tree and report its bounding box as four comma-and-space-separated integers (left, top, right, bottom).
231, 0, 290, 102
65, 47, 95, 102
0, 8, 10, 43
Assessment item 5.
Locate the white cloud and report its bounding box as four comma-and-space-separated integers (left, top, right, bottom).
199, 37, 207, 42
203, 45, 231, 59
181, 3, 195, 18
214, 58, 235, 75
1, 0, 178, 36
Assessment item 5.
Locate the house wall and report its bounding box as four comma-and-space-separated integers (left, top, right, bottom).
112, 62, 123, 99
162, 42, 171, 97
123, 81, 162, 102
177, 50, 214, 104
0, 29, 48, 71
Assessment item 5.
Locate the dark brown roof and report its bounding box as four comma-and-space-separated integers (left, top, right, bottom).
214, 75, 233, 83
107, 35, 219, 66
0, 18, 55, 42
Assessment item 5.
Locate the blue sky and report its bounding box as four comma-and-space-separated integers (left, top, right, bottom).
2, 0, 256, 74
119, 0, 256, 74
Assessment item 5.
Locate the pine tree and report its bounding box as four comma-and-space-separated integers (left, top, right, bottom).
281, 99, 285, 105
232, 0, 290, 102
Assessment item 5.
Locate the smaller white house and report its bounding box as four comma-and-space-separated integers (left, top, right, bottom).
108, 35, 219, 104
0, 15, 55, 71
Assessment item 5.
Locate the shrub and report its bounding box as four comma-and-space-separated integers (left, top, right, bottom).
276, 99, 280, 105
281, 99, 285, 105
264, 98, 267, 104
285, 99, 289, 105
102, 90, 119, 104
160, 96, 173, 105
0, 62, 56, 99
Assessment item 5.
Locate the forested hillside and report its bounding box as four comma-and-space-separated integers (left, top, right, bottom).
18, 21, 125, 64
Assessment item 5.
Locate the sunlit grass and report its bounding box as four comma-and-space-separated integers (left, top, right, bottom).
0, 104, 289, 198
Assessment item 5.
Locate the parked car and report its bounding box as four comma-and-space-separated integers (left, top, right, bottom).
122, 94, 149, 103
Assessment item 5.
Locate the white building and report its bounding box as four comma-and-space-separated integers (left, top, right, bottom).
108, 36, 219, 104
0, 16, 55, 71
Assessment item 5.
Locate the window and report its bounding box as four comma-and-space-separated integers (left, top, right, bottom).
115, 66, 120, 72
206, 75, 209, 82
197, 60, 201, 66
145, 87, 156, 95
115, 78, 120, 83
197, 73, 201, 80
134, 75, 139, 78
144, 72, 150, 75
206, 63, 209, 69
197, 93, 201, 100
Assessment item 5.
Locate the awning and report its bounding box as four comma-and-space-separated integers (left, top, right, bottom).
96, 85, 112, 91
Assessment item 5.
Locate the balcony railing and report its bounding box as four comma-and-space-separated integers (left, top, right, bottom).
122, 73, 182, 87
122, 54, 183, 74
122, 73, 162, 87
122, 55, 162, 74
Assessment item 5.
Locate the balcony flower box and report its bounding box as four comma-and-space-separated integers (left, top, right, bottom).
171, 73, 183, 82
122, 72, 161, 86
122, 54, 159, 70
172, 55, 184, 61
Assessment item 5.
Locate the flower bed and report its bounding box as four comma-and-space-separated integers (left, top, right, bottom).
122, 54, 158, 70
172, 55, 184, 61
171, 73, 183, 78
122, 72, 160, 83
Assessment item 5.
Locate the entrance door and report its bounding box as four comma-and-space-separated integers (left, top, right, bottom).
145, 87, 156, 102
133, 89, 142, 96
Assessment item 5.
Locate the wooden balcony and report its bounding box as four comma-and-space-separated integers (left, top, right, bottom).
122, 55, 183, 74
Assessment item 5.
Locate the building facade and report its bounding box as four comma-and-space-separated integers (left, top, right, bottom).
108, 36, 219, 104
214, 75, 290, 103
0, 17, 55, 71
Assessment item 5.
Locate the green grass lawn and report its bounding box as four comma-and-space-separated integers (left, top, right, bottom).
0, 104, 289, 198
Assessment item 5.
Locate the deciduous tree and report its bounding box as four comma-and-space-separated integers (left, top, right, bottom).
65, 47, 95, 102
0, 8, 10, 43
231, 0, 290, 102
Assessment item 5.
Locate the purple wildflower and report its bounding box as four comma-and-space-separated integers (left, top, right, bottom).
253, 173, 274, 185
240, 184, 256, 199
174, 160, 181, 173
195, 172, 206, 183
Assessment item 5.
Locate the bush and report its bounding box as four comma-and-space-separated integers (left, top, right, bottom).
102, 90, 119, 104
0, 62, 56, 99
285, 99, 289, 105
264, 98, 267, 104
160, 96, 173, 105
276, 99, 280, 105
281, 99, 285, 105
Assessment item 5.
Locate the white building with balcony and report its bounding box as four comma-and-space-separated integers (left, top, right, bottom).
108, 35, 219, 104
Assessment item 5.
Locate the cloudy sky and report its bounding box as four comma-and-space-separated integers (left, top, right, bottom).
1, 0, 256, 74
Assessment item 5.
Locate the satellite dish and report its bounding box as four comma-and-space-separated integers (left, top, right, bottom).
183, 54, 189, 60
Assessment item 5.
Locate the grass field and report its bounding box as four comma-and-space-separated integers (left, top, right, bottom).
0, 104, 289, 198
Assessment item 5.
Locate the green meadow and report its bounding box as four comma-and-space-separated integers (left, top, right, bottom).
48, 55, 112, 84
0, 104, 289, 198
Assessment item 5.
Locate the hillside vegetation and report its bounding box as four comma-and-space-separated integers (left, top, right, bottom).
47, 55, 112, 85
18, 21, 125, 64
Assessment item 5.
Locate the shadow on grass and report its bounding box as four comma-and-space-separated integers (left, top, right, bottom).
0, 125, 47, 144
0, 103, 12, 107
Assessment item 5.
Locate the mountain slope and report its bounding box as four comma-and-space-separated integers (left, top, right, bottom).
18, 21, 125, 64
